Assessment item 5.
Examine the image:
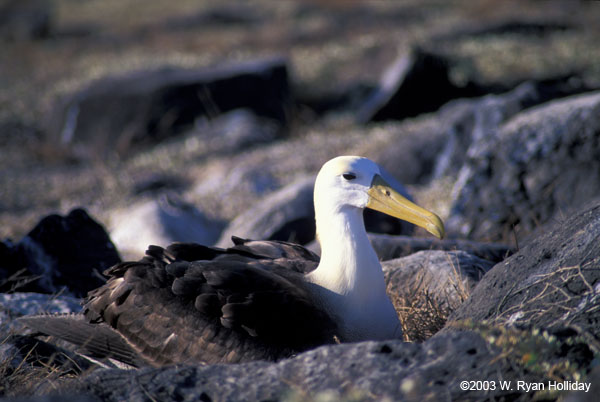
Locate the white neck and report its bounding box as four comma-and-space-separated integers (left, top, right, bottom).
311, 205, 383, 296
307, 203, 402, 341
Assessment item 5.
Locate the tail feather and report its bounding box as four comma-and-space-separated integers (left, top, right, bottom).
18, 313, 146, 367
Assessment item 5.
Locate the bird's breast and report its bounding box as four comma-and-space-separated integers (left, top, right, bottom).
307, 282, 402, 342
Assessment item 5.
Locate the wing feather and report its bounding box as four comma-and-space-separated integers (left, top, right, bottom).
77, 239, 335, 365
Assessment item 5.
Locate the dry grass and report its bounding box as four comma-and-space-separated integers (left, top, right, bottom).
391, 257, 472, 343
393, 289, 452, 343
0, 269, 41, 293
0, 334, 81, 397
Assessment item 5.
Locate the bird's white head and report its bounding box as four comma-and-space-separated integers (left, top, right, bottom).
314, 155, 444, 239
314, 156, 379, 213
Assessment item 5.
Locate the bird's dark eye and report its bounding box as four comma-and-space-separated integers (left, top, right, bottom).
342, 173, 356, 180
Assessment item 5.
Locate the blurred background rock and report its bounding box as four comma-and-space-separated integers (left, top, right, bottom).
1, 0, 600, 254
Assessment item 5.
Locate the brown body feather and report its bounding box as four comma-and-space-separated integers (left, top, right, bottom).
33, 238, 337, 366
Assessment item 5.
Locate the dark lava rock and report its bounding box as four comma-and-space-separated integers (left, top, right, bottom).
365, 119, 449, 185
0, 394, 99, 402
0, 240, 28, 292
433, 78, 593, 179
447, 90, 600, 242
0, 395, 99, 402
367, 75, 592, 186
0, 209, 120, 297
130, 172, 189, 196
360, 17, 593, 126
46, 331, 526, 402
0, 292, 81, 335
0, 292, 81, 318
296, 81, 375, 116
565, 365, 600, 402
445, 199, 600, 334
431, 17, 572, 42
161, 4, 265, 30
384, 250, 493, 306
357, 47, 480, 123
0, 0, 52, 41
370, 233, 512, 263
48, 58, 291, 158
190, 108, 281, 155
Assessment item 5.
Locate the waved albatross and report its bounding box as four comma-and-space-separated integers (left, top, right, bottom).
21, 156, 444, 367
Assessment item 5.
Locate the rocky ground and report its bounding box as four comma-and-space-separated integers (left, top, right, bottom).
1, 0, 600, 401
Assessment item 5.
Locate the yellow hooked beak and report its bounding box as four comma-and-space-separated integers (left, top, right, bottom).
366, 175, 445, 239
